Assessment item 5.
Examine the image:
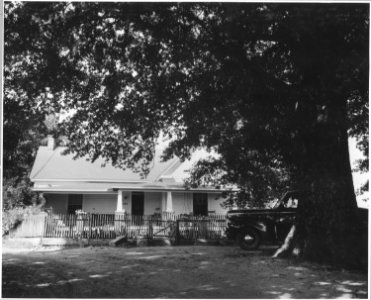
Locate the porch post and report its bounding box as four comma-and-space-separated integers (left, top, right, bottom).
116, 190, 124, 212
162, 192, 167, 212
115, 190, 126, 235
166, 191, 173, 212
162, 191, 174, 220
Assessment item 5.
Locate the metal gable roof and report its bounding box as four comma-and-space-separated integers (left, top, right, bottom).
30, 146, 180, 183
29, 143, 233, 193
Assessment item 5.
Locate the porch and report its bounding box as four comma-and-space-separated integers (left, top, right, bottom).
44, 190, 228, 216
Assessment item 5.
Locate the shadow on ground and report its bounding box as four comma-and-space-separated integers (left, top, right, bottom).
2, 246, 368, 298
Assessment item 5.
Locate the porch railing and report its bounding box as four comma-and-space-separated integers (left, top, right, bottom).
10, 213, 227, 242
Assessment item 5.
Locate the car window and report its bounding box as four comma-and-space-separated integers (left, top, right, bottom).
271, 199, 280, 209
283, 197, 298, 208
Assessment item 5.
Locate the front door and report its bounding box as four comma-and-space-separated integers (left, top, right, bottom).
131, 192, 144, 216
193, 193, 208, 216
67, 194, 83, 214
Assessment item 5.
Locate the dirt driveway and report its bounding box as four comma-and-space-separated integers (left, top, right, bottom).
2, 245, 368, 298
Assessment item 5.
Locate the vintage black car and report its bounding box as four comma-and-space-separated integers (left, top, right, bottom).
226, 191, 300, 250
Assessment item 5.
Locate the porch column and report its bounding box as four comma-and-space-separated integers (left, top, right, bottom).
115, 190, 126, 235
166, 191, 173, 212
116, 190, 125, 213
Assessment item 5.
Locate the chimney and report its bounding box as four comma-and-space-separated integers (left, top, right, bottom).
47, 135, 55, 150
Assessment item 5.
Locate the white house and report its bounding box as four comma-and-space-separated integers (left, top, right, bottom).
30, 137, 229, 216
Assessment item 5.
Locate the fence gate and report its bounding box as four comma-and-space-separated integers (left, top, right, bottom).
175, 217, 227, 244
151, 219, 177, 241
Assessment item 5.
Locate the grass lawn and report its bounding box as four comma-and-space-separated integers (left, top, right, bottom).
2, 245, 368, 298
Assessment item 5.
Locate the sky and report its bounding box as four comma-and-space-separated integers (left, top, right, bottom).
348, 137, 368, 209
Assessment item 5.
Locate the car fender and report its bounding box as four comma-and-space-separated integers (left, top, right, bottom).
240, 222, 268, 238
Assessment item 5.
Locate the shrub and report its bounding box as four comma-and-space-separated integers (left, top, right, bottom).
3, 176, 43, 210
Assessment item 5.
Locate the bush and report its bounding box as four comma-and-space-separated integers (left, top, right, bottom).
3, 176, 43, 210
2, 176, 47, 236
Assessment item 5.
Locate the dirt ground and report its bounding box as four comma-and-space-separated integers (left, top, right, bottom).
2, 245, 368, 298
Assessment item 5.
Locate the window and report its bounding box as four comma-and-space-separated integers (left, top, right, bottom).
67, 194, 83, 214
283, 197, 298, 209
193, 193, 208, 216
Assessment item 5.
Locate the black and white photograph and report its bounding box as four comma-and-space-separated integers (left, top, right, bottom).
1, 1, 369, 298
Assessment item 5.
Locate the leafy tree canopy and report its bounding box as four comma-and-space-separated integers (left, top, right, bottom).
4, 2, 368, 267
5, 3, 367, 167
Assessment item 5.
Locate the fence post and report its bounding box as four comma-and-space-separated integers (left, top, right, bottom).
114, 211, 126, 236
88, 213, 92, 240
41, 212, 48, 238
148, 217, 153, 239
43, 213, 47, 237
76, 212, 86, 238
175, 219, 180, 245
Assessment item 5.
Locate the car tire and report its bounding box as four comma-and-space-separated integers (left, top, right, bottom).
237, 228, 261, 250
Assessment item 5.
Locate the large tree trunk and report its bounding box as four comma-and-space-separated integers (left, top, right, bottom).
272, 225, 296, 258
275, 99, 368, 270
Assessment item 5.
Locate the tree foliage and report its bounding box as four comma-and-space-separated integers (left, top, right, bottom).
2, 177, 44, 210
4, 2, 368, 267
184, 155, 291, 208
5, 3, 368, 169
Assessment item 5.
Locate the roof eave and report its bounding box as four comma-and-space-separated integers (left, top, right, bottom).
31, 179, 151, 183
32, 188, 113, 193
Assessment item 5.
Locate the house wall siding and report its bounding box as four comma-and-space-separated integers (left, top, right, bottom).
144, 192, 162, 215
82, 194, 116, 214
172, 192, 193, 215
121, 191, 132, 213
43, 191, 228, 215
171, 192, 227, 215
207, 193, 227, 214
45, 194, 68, 214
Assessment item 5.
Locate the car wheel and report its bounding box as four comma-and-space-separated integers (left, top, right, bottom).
237, 228, 261, 250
